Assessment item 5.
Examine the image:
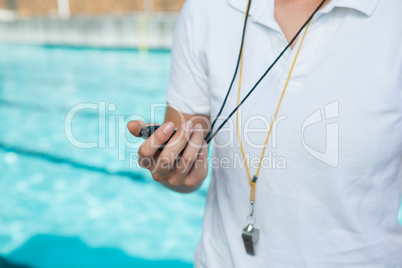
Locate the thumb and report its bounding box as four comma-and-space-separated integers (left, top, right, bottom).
127, 120, 159, 137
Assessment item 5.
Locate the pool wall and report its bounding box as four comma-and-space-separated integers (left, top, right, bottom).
0, 14, 177, 49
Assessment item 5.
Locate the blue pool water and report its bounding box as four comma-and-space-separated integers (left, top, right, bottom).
1, 44, 401, 268
0, 44, 210, 268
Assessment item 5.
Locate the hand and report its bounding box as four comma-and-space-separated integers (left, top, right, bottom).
127, 120, 209, 192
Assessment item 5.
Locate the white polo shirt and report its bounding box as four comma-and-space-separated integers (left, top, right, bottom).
166, 0, 402, 267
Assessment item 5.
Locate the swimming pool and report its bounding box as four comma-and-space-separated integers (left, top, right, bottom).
0, 44, 209, 268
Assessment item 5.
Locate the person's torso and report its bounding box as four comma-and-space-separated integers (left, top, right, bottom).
192, 0, 402, 266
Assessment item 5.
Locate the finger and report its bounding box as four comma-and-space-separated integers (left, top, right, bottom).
173, 124, 204, 180
157, 121, 193, 173
127, 120, 160, 137
182, 140, 208, 188
127, 120, 146, 137
168, 123, 203, 186
138, 122, 175, 159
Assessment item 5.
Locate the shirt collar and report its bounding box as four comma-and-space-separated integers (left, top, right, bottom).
227, 0, 267, 18
332, 0, 380, 17
227, 0, 381, 19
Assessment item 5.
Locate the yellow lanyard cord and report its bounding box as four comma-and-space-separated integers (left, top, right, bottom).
236, 19, 313, 203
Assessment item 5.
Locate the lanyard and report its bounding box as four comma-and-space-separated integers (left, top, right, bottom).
236, 19, 313, 204
239, 26, 314, 255
203, 0, 328, 256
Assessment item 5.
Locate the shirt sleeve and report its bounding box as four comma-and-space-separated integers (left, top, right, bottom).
166, 0, 211, 116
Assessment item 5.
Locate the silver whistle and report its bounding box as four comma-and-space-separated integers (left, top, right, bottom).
242, 223, 260, 256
